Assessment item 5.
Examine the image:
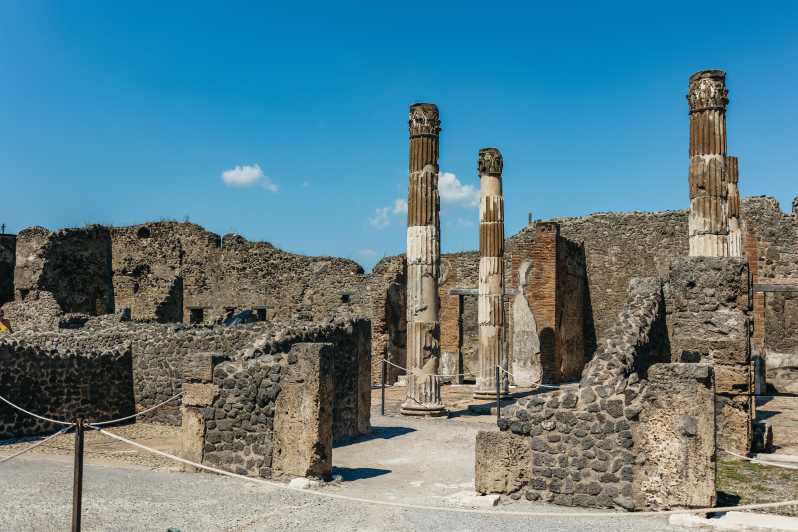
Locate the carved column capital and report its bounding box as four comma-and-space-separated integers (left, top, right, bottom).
687, 70, 729, 114
408, 103, 441, 137
478, 147, 503, 176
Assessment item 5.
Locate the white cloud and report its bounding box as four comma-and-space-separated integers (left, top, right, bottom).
439, 172, 479, 207
369, 198, 406, 229
221, 164, 279, 192
369, 206, 391, 229
455, 217, 475, 227
358, 248, 377, 258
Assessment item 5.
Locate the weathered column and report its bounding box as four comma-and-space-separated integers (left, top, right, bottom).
687, 69, 730, 257
727, 155, 742, 257
474, 148, 509, 399
401, 103, 446, 417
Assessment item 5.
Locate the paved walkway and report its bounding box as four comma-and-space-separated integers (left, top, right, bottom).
757, 395, 798, 455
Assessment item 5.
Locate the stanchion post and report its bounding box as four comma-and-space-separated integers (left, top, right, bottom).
381, 358, 386, 416
495, 366, 501, 423
71, 417, 85, 532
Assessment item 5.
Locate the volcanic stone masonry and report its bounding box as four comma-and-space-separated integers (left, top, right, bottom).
401, 103, 446, 416
474, 148, 509, 399
687, 69, 730, 257
0, 233, 15, 306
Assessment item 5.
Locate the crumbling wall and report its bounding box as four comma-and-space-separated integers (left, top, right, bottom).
7, 318, 371, 438
476, 278, 716, 511
0, 234, 15, 305
742, 196, 798, 394
667, 256, 752, 453
366, 256, 406, 385
13, 226, 114, 317
0, 337, 134, 437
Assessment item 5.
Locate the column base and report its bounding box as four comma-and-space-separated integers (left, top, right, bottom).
472, 389, 508, 400
399, 403, 448, 417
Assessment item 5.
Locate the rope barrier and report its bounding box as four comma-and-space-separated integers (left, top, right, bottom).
89, 426, 798, 518
0, 425, 74, 465
383, 358, 473, 379
0, 393, 75, 426
722, 449, 798, 471
90, 392, 184, 427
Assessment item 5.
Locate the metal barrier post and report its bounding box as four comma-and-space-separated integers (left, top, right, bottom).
71, 417, 85, 532
381, 359, 386, 416
495, 366, 501, 423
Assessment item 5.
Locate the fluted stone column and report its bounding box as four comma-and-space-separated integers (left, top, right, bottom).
727, 155, 742, 257
687, 69, 730, 257
474, 148, 509, 399
401, 103, 446, 417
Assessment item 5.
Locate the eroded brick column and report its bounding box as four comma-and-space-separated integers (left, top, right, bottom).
474, 148, 509, 399
687, 69, 730, 257
401, 103, 446, 416
727, 156, 742, 257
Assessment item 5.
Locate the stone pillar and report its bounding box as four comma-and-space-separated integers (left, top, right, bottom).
401, 103, 446, 417
474, 148, 509, 399
687, 69, 730, 257
727, 156, 742, 257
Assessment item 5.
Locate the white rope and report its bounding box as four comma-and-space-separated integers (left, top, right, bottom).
0, 393, 75, 426
0, 425, 73, 465
722, 449, 798, 470
90, 392, 184, 426
382, 359, 474, 379
90, 426, 798, 518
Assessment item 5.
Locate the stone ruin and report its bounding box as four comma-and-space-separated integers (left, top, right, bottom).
0, 68, 796, 508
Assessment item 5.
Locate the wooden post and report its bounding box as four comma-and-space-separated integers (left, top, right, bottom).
71, 418, 85, 532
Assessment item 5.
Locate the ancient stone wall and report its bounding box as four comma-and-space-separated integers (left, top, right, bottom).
200, 342, 335, 479
0, 337, 134, 437
0, 234, 15, 306
13, 226, 115, 318
476, 278, 716, 510
366, 256, 406, 385
6, 318, 371, 438
4, 221, 368, 331
666, 257, 752, 453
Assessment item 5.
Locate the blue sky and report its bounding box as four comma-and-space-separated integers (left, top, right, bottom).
1, 2, 796, 270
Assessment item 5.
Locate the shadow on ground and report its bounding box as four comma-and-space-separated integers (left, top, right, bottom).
331, 466, 392, 481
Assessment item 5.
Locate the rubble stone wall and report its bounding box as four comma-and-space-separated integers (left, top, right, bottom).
0, 338, 134, 437
4, 319, 370, 439
477, 277, 716, 511
0, 234, 15, 306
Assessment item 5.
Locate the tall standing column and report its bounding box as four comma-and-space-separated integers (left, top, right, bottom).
401, 103, 446, 417
474, 148, 509, 399
726, 155, 742, 257
687, 69, 730, 257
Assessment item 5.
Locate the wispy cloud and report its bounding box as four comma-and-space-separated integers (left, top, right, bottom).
221, 164, 279, 192
439, 172, 479, 207
369, 198, 407, 229
358, 248, 377, 258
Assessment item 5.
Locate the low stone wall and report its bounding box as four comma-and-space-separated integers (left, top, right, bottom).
476, 278, 717, 511
192, 342, 335, 479
0, 338, 134, 437
5, 318, 371, 440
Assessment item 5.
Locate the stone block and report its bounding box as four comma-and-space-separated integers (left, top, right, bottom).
182, 383, 219, 407
179, 406, 206, 472
633, 363, 716, 510
182, 352, 216, 383
475, 430, 532, 494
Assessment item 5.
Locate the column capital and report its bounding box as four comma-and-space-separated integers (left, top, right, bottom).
687, 70, 728, 114
478, 147, 503, 177
409, 103, 441, 137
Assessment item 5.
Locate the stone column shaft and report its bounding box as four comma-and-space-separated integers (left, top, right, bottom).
401, 103, 446, 416
727, 156, 742, 257
474, 148, 508, 399
687, 69, 730, 257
